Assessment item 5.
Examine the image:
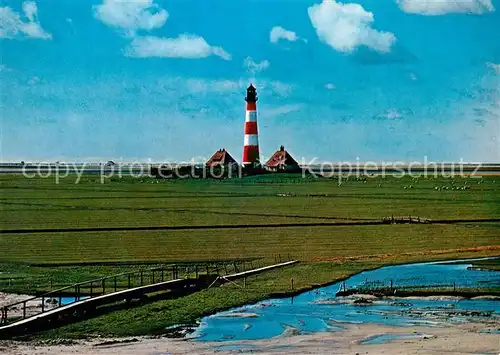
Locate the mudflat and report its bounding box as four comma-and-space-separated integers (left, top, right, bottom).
1, 322, 498, 355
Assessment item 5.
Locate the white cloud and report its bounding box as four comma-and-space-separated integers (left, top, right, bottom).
243, 57, 270, 74
0, 1, 51, 39
22, 1, 37, 22
125, 34, 231, 60
269, 26, 304, 43
307, 0, 396, 53
185, 78, 240, 93
268, 81, 294, 97
94, 1, 230, 61
260, 104, 303, 118
376, 108, 403, 120
325, 83, 336, 90
486, 62, 500, 75
397, 0, 495, 15
93, 0, 168, 35
385, 108, 403, 119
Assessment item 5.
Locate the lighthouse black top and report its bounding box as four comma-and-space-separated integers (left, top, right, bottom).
245, 84, 258, 103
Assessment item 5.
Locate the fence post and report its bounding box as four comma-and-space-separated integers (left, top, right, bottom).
102, 279, 106, 294
23, 301, 26, 318
453, 282, 456, 292
291, 278, 294, 291
114, 276, 117, 292
41, 296, 45, 313
390, 280, 393, 292
140, 271, 144, 286
58, 295, 62, 307
152, 270, 155, 284
233, 262, 238, 273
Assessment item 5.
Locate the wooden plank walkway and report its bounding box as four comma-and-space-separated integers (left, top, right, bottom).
225, 260, 298, 281
0, 279, 187, 332
0, 260, 298, 338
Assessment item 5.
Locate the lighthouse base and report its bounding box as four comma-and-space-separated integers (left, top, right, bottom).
241, 164, 267, 176
242, 145, 260, 165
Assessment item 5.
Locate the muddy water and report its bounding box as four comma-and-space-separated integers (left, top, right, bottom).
192, 258, 500, 341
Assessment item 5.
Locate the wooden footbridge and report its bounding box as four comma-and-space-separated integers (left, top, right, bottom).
0, 258, 298, 339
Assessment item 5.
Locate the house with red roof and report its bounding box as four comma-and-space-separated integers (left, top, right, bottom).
264, 146, 300, 172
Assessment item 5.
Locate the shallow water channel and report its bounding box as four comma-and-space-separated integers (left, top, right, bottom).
191, 257, 500, 342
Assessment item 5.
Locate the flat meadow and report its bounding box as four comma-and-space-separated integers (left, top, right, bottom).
0, 173, 499, 337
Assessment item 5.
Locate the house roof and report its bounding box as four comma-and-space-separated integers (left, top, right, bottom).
206, 149, 238, 167
265, 146, 299, 168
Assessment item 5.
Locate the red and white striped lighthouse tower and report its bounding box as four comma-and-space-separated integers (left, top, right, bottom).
242, 84, 260, 167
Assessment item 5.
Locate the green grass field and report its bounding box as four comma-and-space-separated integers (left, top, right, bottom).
1, 174, 499, 263
0, 173, 499, 338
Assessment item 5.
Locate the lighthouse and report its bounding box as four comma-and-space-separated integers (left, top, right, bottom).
242, 84, 260, 168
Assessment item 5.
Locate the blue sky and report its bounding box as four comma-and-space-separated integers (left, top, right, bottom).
1, 0, 499, 163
